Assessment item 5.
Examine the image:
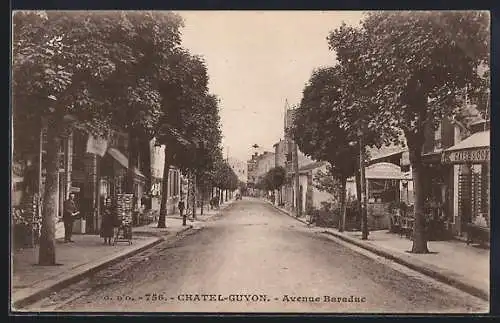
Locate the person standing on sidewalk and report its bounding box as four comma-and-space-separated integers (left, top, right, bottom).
178, 199, 186, 226
100, 197, 115, 245
63, 193, 79, 243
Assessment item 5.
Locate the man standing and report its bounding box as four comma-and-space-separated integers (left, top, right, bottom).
63, 193, 79, 243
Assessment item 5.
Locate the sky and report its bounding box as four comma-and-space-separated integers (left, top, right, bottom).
177, 11, 364, 163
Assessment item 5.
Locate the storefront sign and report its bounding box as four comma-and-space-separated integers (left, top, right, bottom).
442, 147, 489, 164
86, 135, 108, 157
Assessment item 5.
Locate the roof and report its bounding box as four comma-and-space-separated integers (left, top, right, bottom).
365, 162, 408, 180
299, 161, 328, 172
367, 145, 407, 162
445, 130, 489, 152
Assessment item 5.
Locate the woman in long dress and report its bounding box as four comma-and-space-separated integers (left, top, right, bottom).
100, 197, 115, 245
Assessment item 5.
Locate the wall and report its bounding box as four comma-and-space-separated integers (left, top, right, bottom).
274, 140, 287, 168
255, 152, 276, 182
149, 139, 181, 215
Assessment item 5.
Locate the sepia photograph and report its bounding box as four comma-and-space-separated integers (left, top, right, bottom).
10, 10, 490, 314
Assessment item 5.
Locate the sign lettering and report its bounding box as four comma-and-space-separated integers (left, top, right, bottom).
442, 148, 489, 164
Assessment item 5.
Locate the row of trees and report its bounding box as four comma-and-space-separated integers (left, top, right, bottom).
291, 11, 489, 253
210, 158, 240, 205
12, 11, 227, 265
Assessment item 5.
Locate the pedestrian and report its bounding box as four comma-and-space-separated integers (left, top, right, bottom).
100, 197, 115, 245
178, 199, 185, 218
63, 193, 79, 243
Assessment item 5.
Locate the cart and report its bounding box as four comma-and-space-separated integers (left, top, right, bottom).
113, 194, 134, 245
114, 222, 133, 245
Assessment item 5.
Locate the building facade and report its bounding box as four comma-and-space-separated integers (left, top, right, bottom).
228, 157, 247, 183
12, 124, 182, 245
149, 138, 182, 216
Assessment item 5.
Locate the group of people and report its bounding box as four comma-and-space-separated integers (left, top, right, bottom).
63, 191, 234, 245
62, 193, 118, 245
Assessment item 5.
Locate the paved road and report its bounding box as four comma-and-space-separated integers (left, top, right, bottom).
29, 198, 488, 313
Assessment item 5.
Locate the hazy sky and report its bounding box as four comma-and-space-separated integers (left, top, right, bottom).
177, 11, 364, 163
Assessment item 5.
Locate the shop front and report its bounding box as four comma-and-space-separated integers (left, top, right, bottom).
364, 162, 409, 230
441, 130, 490, 245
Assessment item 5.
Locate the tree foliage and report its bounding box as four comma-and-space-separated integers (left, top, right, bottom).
12, 11, 224, 260
327, 11, 489, 252
313, 165, 342, 199
260, 166, 286, 191
212, 160, 239, 191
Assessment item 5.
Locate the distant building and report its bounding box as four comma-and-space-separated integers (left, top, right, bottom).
247, 151, 275, 190
228, 157, 247, 183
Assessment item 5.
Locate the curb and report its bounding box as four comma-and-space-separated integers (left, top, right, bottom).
12, 227, 194, 310
266, 200, 309, 225
321, 230, 489, 302
134, 224, 193, 237
265, 198, 488, 302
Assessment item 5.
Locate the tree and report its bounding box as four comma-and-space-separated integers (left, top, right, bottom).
265, 166, 286, 190
212, 159, 238, 202
328, 11, 489, 252
13, 11, 134, 265
12, 11, 189, 263
313, 165, 342, 198
155, 50, 213, 228
96, 12, 184, 195
291, 66, 388, 232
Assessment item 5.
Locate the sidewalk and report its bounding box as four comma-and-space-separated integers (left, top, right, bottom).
267, 200, 490, 301
266, 200, 310, 225
11, 217, 191, 309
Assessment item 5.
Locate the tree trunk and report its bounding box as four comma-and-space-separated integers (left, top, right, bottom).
38, 119, 61, 265
126, 130, 138, 194
158, 147, 169, 228
142, 139, 152, 209
225, 189, 228, 202
192, 173, 197, 220
200, 184, 204, 215
338, 175, 347, 233
409, 142, 429, 253
355, 170, 362, 230
220, 188, 224, 205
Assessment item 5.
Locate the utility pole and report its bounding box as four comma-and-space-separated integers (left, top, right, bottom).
359, 130, 369, 240
293, 141, 300, 217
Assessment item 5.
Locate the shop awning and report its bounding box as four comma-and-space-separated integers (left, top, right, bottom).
441, 131, 490, 164
365, 162, 408, 180
107, 148, 145, 178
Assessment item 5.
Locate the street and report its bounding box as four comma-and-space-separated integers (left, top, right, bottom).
27, 198, 487, 313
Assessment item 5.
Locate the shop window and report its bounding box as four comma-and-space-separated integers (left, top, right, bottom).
368, 179, 398, 203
